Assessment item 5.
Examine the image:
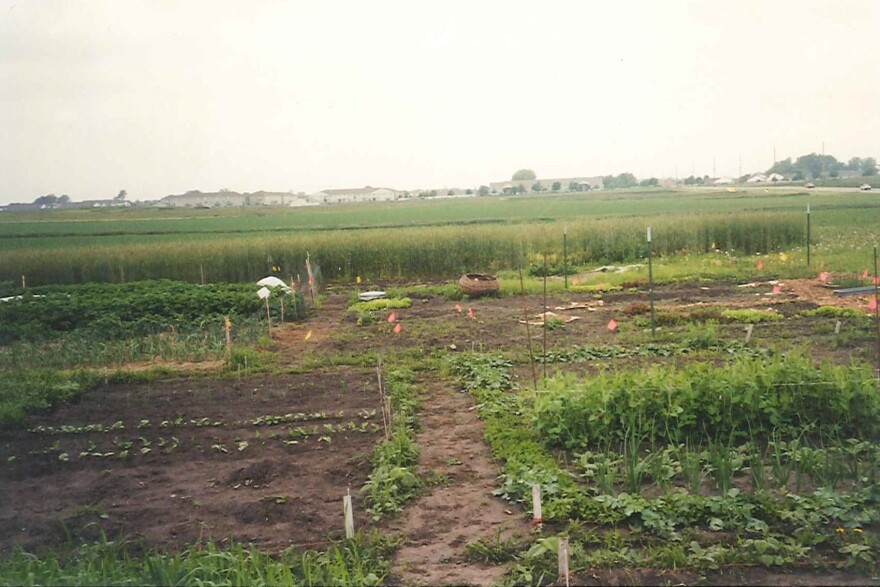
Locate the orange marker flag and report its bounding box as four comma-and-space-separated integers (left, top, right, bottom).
870, 297, 878, 311
863, 269, 869, 279
467, 307, 475, 320
393, 322, 402, 334
819, 272, 829, 283
756, 261, 764, 271
571, 278, 579, 286
455, 303, 462, 314
607, 319, 618, 332
820, 261, 825, 269
772, 285, 781, 294
874, 277, 880, 286
387, 311, 397, 323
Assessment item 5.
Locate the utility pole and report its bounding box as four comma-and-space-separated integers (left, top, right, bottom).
713, 156, 716, 179
739, 154, 742, 178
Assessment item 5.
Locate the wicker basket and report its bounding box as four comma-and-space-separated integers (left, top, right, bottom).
459, 273, 500, 296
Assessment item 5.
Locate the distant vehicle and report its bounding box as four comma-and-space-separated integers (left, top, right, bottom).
805, 183, 815, 189
860, 184, 873, 191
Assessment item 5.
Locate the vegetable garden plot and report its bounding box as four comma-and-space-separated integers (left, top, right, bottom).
0, 370, 384, 555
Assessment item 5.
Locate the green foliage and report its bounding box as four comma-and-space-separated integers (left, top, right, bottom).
362, 368, 421, 518
0, 370, 101, 430
512, 169, 536, 181
347, 297, 412, 313
720, 308, 783, 323
0, 533, 395, 586
803, 306, 866, 319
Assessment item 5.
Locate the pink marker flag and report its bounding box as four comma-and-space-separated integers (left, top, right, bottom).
387, 311, 397, 323
863, 269, 870, 279
819, 272, 829, 283
607, 319, 618, 332
772, 285, 781, 294
870, 297, 878, 311
756, 261, 764, 271
467, 307, 475, 320
393, 322, 402, 334
874, 277, 880, 286
455, 303, 462, 314
571, 278, 580, 286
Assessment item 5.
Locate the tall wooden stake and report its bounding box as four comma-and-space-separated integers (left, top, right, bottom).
21, 275, 26, 288
647, 226, 656, 337
377, 357, 390, 440
265, 296, 271, 335
874, 245, 879, 378
807, 204, 811, 267
542, 252, 548, 386
563, 226, 568, 291
519, 267, 539, 391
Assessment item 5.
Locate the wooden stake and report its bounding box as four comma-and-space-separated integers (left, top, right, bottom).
343, 489, 355, 539
834, 320, 842, 335
519, 267, 539, 392
874, 245, 879, 376
542, 252, 548, 386
224, 316, 232, 359
265, 296, 271, 335
280, 297, 285, 323
745, 324, 754, 343
807, 204, 811, 267
21, 275, 26, 288
563, 226, 568, 291
200, 264, 205, 285
647, 226, 656, 338
377, 357, 390, 440
531, 484, 543, 526
558, 537, 570, 587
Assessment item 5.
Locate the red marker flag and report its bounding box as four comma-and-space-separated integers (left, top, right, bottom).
870, 297, 878, 311
393, 322, 402, 334
387, 311, 397, 323
819, 272, 829, 283
772, 285, 781, 294
756, 261, 764, 271
467, 307, 476, 320
874, 277, 880, 286
607, 319, 618, 332
455, 303, 462, 314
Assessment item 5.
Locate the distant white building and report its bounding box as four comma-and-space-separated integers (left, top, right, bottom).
714, 177, 735, 185
747, 174, 767, 183
489, 176, 604, 194
309, 186, 400, 204
157, 191, 312, 208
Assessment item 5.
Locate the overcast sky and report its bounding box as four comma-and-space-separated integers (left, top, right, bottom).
2, 0, 879, 203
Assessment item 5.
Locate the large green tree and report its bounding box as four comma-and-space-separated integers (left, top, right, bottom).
512, 169, 536, 181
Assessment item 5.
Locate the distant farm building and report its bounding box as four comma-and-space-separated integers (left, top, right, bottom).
157, 191, 312, 208
309, 186, 400, 204
489, 176, 604, 194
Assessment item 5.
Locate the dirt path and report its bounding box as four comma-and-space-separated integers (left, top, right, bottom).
387, 379, 528, 586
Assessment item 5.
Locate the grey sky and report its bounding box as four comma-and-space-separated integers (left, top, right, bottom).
2, 0, 878, 203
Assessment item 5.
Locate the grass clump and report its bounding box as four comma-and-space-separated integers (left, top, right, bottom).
720, 308, 783, 323
803, 306, 867, 319
347, 297, 412, 314
0, 370, 101, 431
0, 533, 396, 586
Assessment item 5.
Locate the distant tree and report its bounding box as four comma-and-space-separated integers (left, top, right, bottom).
532, 182, 544, 192
793, 171, 805, 181
604, 173, 638, 190
429, 190, 437, 197
568, 181, 580, 191
768, 158, 795, 175
33, 194, 58, 206
551, 181, 561, 192
683, 175, 697, 186
846, 157, 862, 171
58, 194, 70, 204
478, 185, 490, 196
512, 169, 536, 181
639, 177, 659, 187
447, 189, 455, 196
515, 185, 527, 194
738, 174, 750, 183
115, 189, 127, 201
861, 157, 878, 176
829, 169, 840, 178
465, 188, 473, 195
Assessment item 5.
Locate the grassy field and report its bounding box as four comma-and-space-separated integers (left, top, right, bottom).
4, 187, 880, 286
